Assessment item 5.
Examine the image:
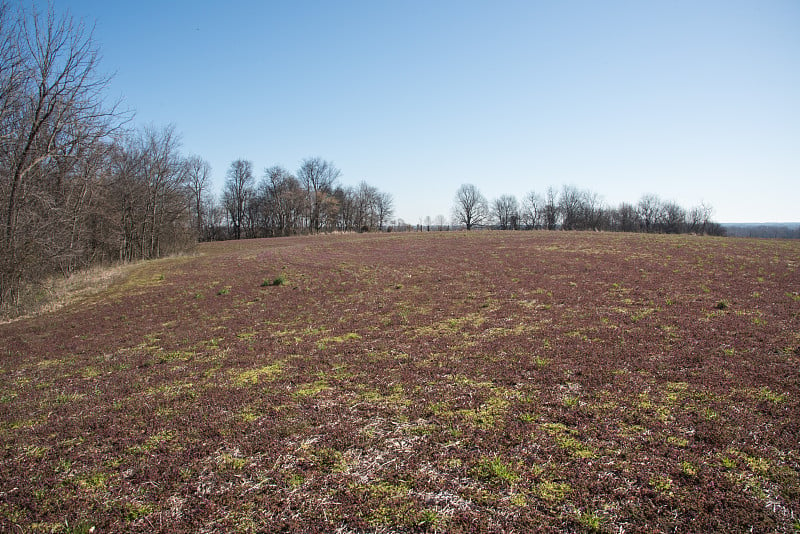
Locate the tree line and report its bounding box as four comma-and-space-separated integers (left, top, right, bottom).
451, 184, 725, 235
206, 156, 394, 241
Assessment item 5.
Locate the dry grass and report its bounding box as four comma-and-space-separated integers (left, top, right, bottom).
1, 263, 133, 323
1, 251, 198, 323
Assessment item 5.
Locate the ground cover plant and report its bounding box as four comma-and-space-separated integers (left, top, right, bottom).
1, 231, 798, 533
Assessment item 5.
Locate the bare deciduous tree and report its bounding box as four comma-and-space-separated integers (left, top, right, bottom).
375, 191, 394, 231
223, 159, 254, 240
688, 202, 714, 235
521, 191, 543, 229
558, 185, 584, 231
452, 184, 488, 230
492, 194, 519, 230
185, 155, 211, 240
297, 157, 340, 233
543, 186, 559, 230
260, 165, 304, 236
637, 194, 663, 233
661, 201, 686, 234
0, 4, 125, 306
613, 202, 639, 233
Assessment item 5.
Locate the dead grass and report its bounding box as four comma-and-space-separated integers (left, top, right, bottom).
1, 252, 200, 323
1, 262, 135, 323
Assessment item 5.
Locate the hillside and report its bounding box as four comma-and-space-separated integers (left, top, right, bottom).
1, 232, 798, 532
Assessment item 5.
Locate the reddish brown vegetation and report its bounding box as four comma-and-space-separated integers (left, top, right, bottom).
1, 232, 798, 532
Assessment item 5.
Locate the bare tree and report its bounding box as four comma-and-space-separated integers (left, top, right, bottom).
688, 202, 714, 235
661, 201, 686, 234
375, 191, 394, 231
106, 126, 190, 261
637, 194, 663, 233
0, 4, 125, 305
223, 159, 254, 239
185, 155, 211, 240
558, 185, 585, 230
613, 202, 640, 233
297, 157, 340, 233
139, 125, 188, 256
580, 189, 604, 231
521, 191, 543, 229
354, 181, 379, 231
492, 195, 519, 230
260, 165, 303, 236
452, 184, 488, 230
543, 186, 559, 230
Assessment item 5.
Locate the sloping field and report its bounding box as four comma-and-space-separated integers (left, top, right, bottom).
1, 231, 798, 533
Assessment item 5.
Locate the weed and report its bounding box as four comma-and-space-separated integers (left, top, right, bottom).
680, 460, 698, 477
509, 492, 527, 507
519, 412, 536, 423
577, 511, 605, 533
238, 408, 259, 423
650, 475, 674, 495
417, 509, 443, 530
124, 502, 154, 521
65, 521, 97, 534
24, 445, 47, 459
217, 286, 231, 295
473, 456, 520, 484
667, 435, 689, 448
287, 473, 304, 488
563, 395, 579, 408
128, 430, 175, 455
755, 387, 787, 404
78, 471, 111, 490
536, 480, 571, 503
531, 357, 550, 370
230, 363, 283, 387
293, 380, 330, 398
217, 452, 247, 470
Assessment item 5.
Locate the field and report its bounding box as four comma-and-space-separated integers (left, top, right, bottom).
1, 231, 799, 533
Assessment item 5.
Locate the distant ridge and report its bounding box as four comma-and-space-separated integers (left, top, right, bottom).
722, 222, 800, 238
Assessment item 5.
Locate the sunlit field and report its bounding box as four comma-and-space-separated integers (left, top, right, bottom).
1, 231, 798, 533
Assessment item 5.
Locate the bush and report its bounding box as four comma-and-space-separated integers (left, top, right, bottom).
263, 276, 285, 287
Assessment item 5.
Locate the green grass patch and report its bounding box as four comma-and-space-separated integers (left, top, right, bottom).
473, 456, 520, 484
230, 362, 284, 387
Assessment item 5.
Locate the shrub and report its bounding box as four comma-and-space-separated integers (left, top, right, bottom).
262, 276, 285, 287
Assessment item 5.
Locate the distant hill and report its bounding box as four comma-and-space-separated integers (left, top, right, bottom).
722, 223, 800, 239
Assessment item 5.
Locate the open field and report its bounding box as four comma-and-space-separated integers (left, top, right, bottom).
1, 231, 799, 533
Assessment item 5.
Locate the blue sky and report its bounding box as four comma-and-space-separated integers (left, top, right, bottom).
61, 0, 799, 223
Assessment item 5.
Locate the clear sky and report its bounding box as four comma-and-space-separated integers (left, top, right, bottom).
60, 0, 798, 224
